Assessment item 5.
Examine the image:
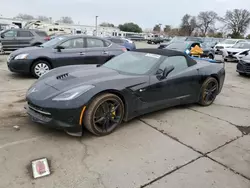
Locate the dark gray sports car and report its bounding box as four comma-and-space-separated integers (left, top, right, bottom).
25, 49, 225, 137
7, 35, 126, 78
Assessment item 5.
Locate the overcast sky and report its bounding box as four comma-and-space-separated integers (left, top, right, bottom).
1, 0, 250, 29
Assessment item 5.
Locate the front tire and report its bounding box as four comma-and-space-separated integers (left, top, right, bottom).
198, 77, 219, 106
31, 60, 51, 78
83, 93, 124, 136
239, 72, 246, 76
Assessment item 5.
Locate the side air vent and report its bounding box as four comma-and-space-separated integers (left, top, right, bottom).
56, 73, 69, 80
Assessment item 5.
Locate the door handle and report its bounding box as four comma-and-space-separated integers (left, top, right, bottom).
79, 52, 85, 55
139, 88, 146, 92
103, 51, 109, 55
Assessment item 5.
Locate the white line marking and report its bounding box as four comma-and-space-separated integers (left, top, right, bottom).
0, 136, 45, 150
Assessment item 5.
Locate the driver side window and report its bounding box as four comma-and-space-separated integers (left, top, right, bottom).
159, 56, 188, 76
60, 38, 84, 49
3, 30, 17, 37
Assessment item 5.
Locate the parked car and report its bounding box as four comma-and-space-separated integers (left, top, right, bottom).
200, 42, 216, 59
7, 35, 126, 78
0, 29, 49, 51
158, 36, 204, 49
165, 41, 215, 59
25, 48, 225, 136
49, 32, 68, 40
214, 39, 247, 54
147, 37, 164, 44
127, 35, 145, 41
104, 37, 136, 51
236, 54, 250, 76
221, 42, 250, 62
158, 36, 187, 49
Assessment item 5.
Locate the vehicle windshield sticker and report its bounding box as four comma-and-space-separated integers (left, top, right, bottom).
145, 53, 161, 59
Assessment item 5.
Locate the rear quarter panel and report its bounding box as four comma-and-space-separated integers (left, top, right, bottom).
196, 60, 225, 94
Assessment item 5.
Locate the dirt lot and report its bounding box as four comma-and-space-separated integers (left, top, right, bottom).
0, 42, 250, 188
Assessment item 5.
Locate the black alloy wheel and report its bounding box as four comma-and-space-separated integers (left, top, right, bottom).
199, 77, 219, 106
83, 93, 124, 136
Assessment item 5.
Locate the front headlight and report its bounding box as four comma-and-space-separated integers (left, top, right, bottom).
14, 54, 29, 60
52, 85, 95, 101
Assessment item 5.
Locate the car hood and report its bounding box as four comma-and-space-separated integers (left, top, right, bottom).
224, 48, 249, 53
27, 65, 148, 101
43, 66, 122, 90
215, 43, 235, 48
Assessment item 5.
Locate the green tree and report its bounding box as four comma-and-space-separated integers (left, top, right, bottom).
153, 24, 161, 32
246, 34, 250, 39
99, 22, 115, 27
180, 14, 197, 36
118, 22, 142, 33
163, 25, 171, 33
213, 32, 223, 38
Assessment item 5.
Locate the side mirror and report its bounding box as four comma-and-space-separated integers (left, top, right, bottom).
0, 33, 4, 38
55, 45, 64, 52
163, 65, 174, 78
157, 65, 174, 80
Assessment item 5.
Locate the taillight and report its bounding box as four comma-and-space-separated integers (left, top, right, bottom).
122, 48, 127, 52
45, 36, 50, 41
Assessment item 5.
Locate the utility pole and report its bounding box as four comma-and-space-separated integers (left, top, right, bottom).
95, 16, 98, 36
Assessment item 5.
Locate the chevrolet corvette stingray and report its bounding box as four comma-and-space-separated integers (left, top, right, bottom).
25, 49, 225, 136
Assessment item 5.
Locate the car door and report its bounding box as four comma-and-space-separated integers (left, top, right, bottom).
84, 37, 109, 64
142, 55, 199, 106
53, 37, 86, 67
17, 30, 34, 48
0, 30, 18, 50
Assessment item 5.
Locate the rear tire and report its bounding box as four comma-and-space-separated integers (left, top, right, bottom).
33, 43, 42, 46
198, 77, 219, 106
208, 54, 214, 59
83, 93, 124, 136
31, 60, 51, 78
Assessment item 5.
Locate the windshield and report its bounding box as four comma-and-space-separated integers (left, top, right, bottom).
221, 39, 237, 44
166, 42, 188, 51
232, 43, 250, 49
40, 36, 66, 47
102, 51, 163, 74
170, 36, 186, 43
186, 37, 202, 42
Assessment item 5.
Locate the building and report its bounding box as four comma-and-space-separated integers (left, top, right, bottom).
0, 17, 147, 38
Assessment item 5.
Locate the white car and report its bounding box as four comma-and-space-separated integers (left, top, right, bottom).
214, 39, 247, 54
221, 42, 250, 62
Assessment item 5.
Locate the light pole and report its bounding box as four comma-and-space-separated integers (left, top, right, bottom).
95, 16, 98, 36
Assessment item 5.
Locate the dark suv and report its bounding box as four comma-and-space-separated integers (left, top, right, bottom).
0, 29, 49, 51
